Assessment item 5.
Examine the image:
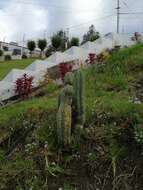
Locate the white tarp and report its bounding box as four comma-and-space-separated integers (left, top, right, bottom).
104, 33, 135, 47
46, 52, 74, 63
0, 81, 15, 101
81, 41, 97, 54
2, 69, 42, 87
64, 46, 89, 61
25, 60, 49, 72
3, 69, 35, 83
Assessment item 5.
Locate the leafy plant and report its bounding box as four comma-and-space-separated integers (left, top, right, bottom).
108, 140, 126, 177
88, 53, 96, 65
15, 74, 33, 99
59, 63, 73, 81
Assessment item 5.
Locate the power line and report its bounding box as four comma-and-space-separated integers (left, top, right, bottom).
66, 14, 116, 30
120, 12, 143, 15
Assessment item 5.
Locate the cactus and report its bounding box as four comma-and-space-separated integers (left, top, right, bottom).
57, 72, 74, 146
64, 72, 74, 85
57, 70, 85, 146
73, 70, 85, 127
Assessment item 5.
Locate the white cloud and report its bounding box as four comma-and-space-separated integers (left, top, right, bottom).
0, 0, 48, 42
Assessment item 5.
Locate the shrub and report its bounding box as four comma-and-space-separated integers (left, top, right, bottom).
0, 49, 3, 57
4, 54, 11, 61
15, 74, 33, 99
27, 40, 36, 56
59, 63, 73, 81
70, 37, 79, 47
88, 53, 96, 65
22, 54, 28, 59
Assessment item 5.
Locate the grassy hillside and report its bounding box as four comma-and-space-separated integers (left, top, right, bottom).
0, 58, 36, 80
1, 44, 143, 189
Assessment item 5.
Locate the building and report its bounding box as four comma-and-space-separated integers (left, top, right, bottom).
0, 41, 41, 60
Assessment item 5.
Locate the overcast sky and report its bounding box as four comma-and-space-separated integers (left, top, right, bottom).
0, 0, 143, 43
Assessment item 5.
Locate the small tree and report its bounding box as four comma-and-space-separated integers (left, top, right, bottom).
38, 39, 47, 57
70, 37, 79, 47
0, 50, 3, 57
81, 25, 100, 44
51, 35, 62, 50
27, 41, 36, 57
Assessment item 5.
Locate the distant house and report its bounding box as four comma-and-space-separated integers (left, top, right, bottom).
0, 41, 41, 60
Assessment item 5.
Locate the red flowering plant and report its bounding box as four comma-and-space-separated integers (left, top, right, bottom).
59, 62, 73, 81
15, 74, 34, 99
88, 53, 96, 65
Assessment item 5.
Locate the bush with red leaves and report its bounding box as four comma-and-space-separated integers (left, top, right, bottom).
15, 74, 33, 99
59, 63, 73, 81
88, 53, 96, 65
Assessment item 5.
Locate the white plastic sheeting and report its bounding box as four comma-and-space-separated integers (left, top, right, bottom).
46, 52, 74, 63
104, 33, 135, 47
0, 81, 15, 101
81, 41, 97, 54
25, 60, 49, 72
3, 69, 42, 87
65, 46, 89, 61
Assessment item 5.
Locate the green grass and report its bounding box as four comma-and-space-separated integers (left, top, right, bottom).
0, 58, 36, 80
84, 44, 143, 121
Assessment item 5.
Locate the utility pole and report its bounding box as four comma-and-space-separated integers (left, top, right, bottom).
21, 33, 26, 57
116, 0, 120, 33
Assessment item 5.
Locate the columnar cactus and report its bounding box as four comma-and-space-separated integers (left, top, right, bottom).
57, 72, 74, 146
73, 70, 85, 127
57, 70, 85, 147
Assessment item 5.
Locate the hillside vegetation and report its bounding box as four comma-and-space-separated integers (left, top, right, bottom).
1, 44, 143, 189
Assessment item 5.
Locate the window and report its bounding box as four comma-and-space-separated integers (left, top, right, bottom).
12, 49, 21, 55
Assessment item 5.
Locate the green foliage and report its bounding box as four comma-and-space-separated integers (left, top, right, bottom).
0, 49, 3, 57
46, 163, 65, 176
4, 54, 11, 61
81, 25, 100, 44
27, 40, 36, 55
38, 39, 47, 56
73, 70, 85, 127
70, 37, 79, 47
108, 140, 126, 177
51, 30, 68, 51
51, 34, 62, 50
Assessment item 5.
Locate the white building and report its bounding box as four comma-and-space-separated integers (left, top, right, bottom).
0, 41, 41, 60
